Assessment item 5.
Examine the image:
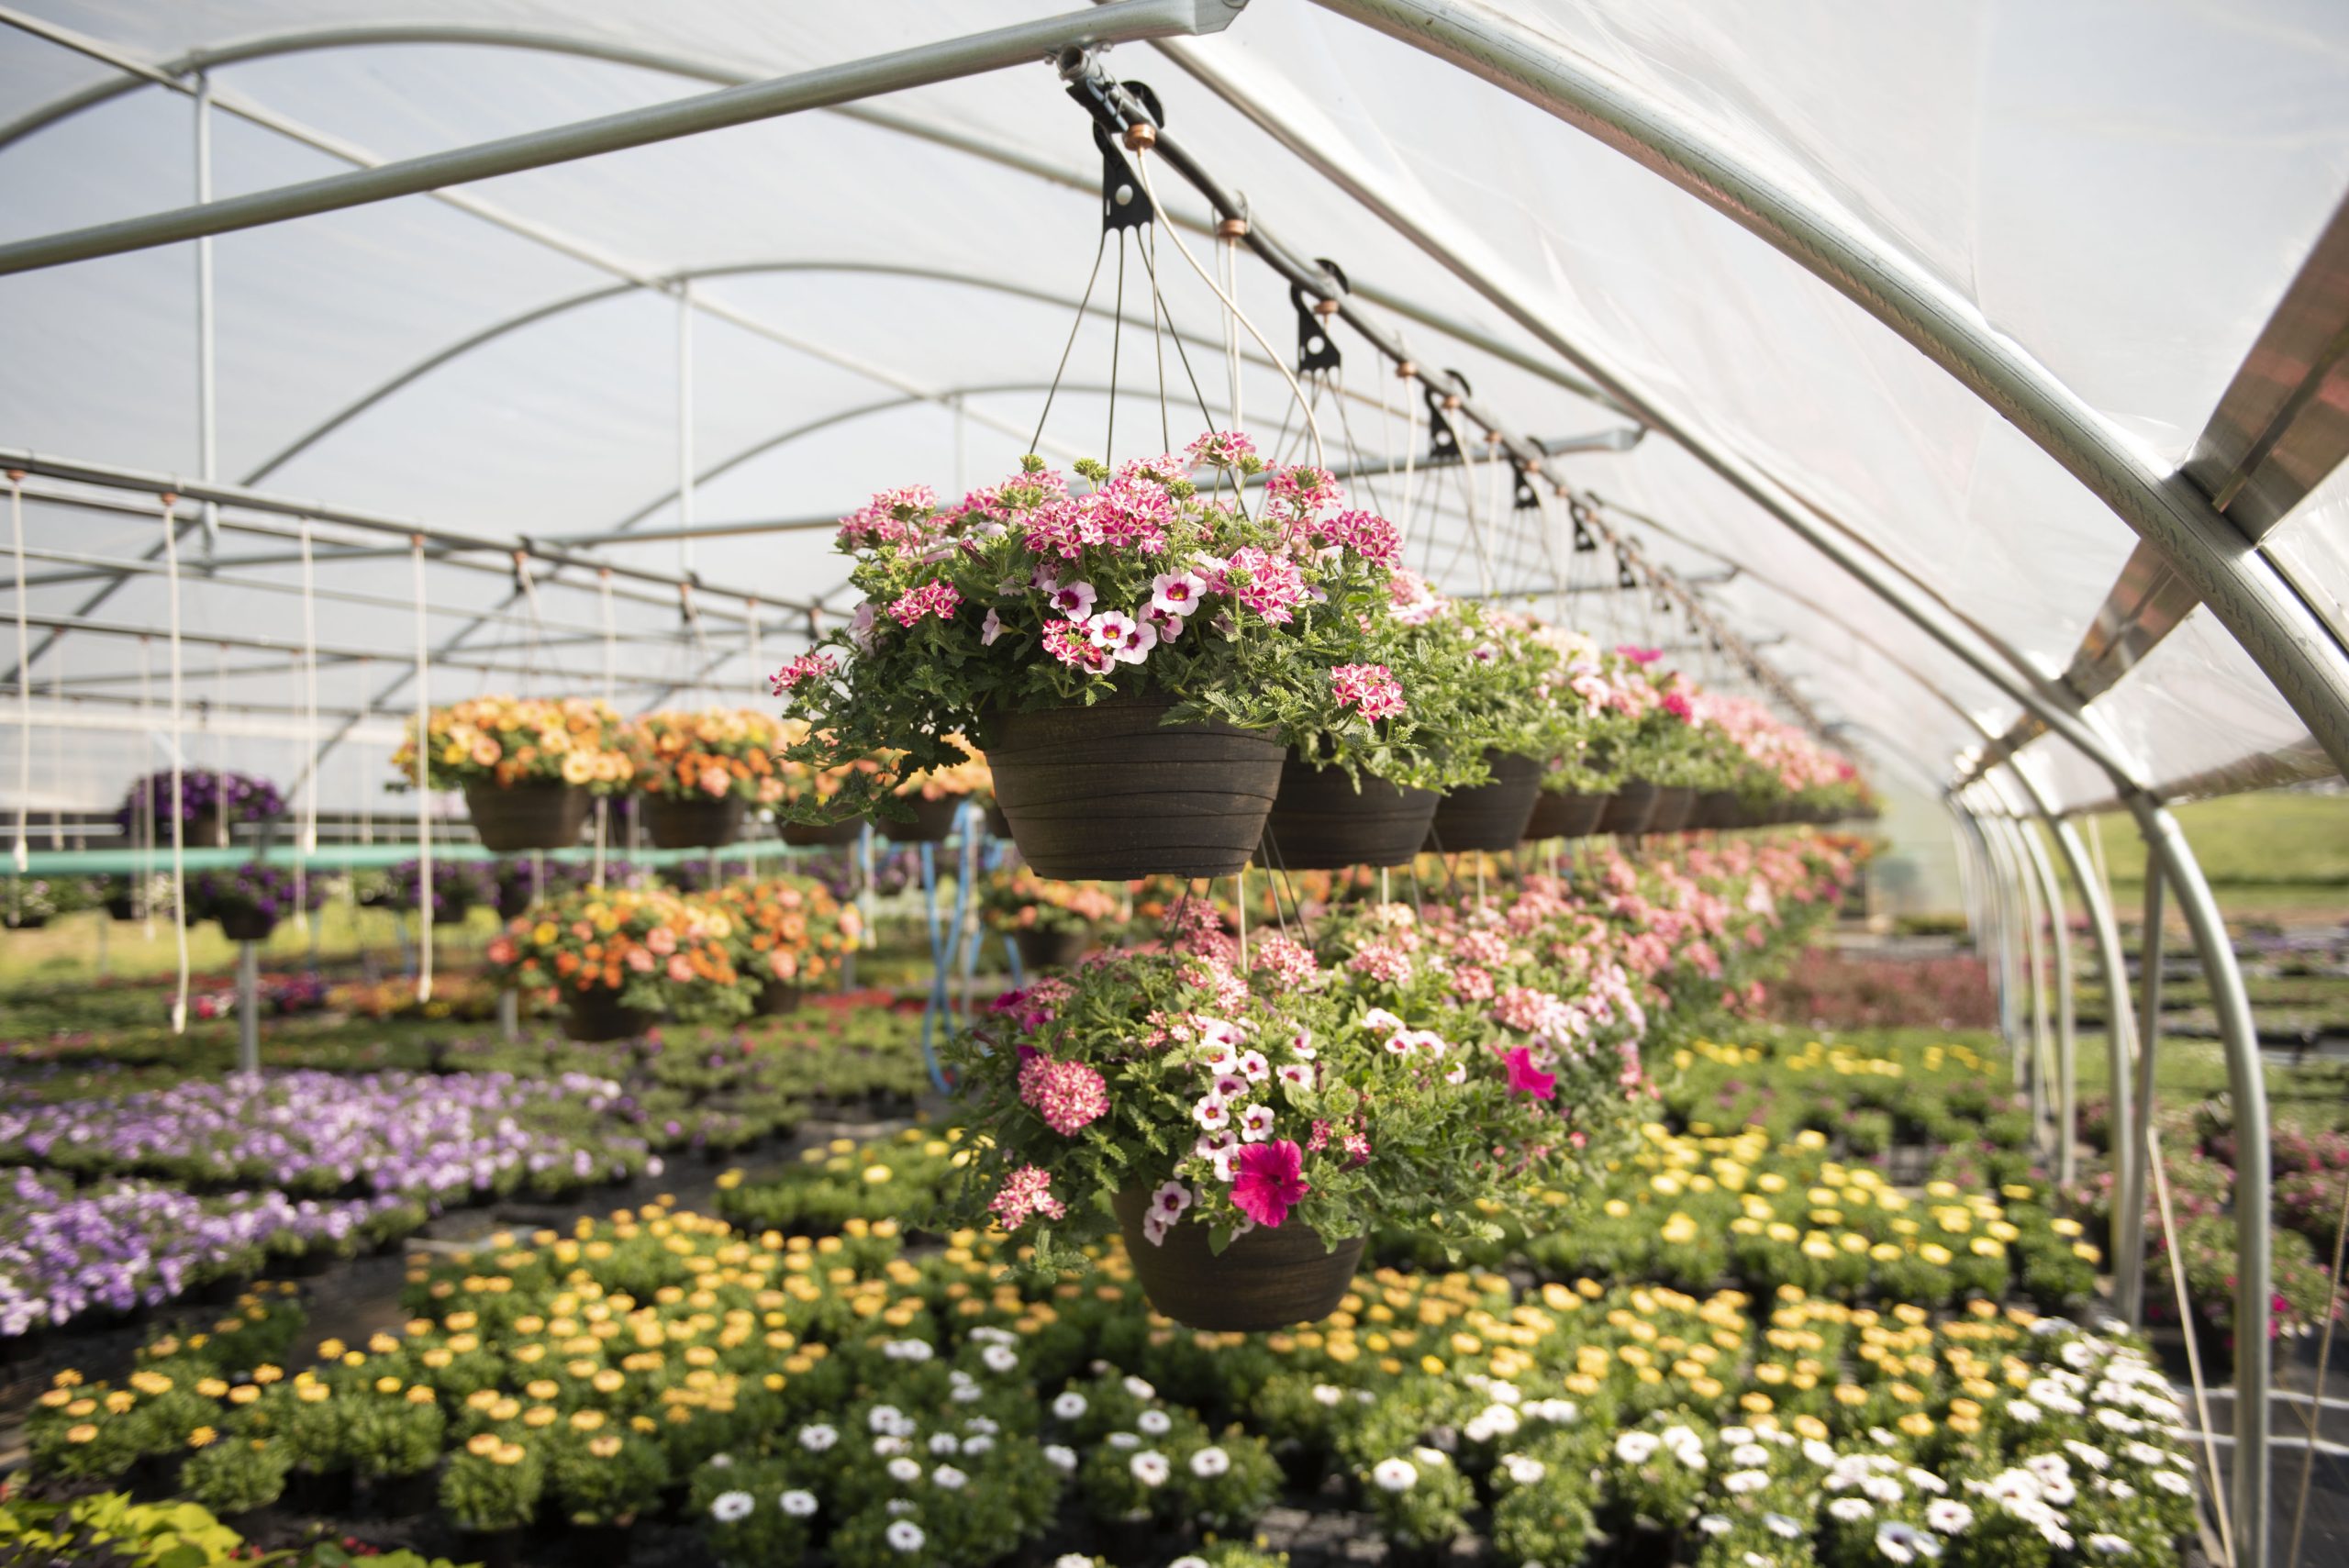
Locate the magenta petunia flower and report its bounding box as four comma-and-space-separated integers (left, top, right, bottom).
1503, 1046, 1557, 1101
1230, 1139, 1308, 1229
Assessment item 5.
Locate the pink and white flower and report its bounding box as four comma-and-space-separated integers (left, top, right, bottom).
1236, 1050, 1270, 1083
1151, 570, 1208, 617
1360, 1007, 1406, 1035
1150, 1180, 1193, 1220
1192, 1096, 1231, 1132
1237, 1103, 1277, 1142
979, 606, 1004, 646
1087, 608, 1138, 649
1045, 578, 1097, 619
1276, 1063, 1314, 1091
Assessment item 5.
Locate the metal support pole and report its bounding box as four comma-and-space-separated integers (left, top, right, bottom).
235, 938, 259, 1075
2007, 817, 2056, 1146
2015, 811, 2078, 1184
675, 281, 695, 578
2045, 806, 2139, 1311
2121, 853, 2168, 1329
193, 72, 218, 556
2129, 799, 2268, 1567
497, 986, 519, 1043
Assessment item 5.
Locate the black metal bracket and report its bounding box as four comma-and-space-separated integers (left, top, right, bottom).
1512, 466, 1542, 514
1424, 368, 1470, 464
1615, 550, 1639, 591
1065, 76, 1162, 234
1569, 496, 1598, 553
1291, 258, 1346, 373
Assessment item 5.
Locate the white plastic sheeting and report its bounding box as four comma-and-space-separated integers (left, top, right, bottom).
0, 0, 2343, 817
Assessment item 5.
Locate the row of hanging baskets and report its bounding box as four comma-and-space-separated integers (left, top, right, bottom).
396, 699, 1001, 852
769, 435, 1872, 884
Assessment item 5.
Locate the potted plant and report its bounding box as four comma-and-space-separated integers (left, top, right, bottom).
486, 884, 754, 1040
376, 858, 498, 924
704, 873, 863, 1013
978, 865, 1123, 970
550, 1418, 669, 1560
395, 695, 630, 852
342, 1383, 446, 1518
880, 733, 989, 843
117, 768, 284, 851
440, 1433, 546, 1568
772, 434, 1405, 880
941, 942, 1619, 1331
184, 863, 324, 943
1399, 598, 1572, 852
4, 875, 72, 930
621, 706, 785, 849
489, 855, 586, 921
1520, 628, 1645, 841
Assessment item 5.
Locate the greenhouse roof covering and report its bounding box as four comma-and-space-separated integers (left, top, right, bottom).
2, 0, 2346, 817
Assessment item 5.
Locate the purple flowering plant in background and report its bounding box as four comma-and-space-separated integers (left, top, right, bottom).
184, 863, 328, 924
116, 768, 286, 832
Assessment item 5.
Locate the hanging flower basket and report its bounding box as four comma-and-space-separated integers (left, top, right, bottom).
642, 794, 745, 850
983, 801, 1013, 839
464, 781, 593, 853
561, 986, 657, 1043
1012, 926, 1088, 972
1693, 788, 1743, 830
1522, 788, 1609, 842
1598, 780, 1661, 836
1646, 784, 1698, 834
216, 907, 278, 943
1421, 751, 1542, 853
781, 817, 865, 848
104, 895, 139, 922
986, 695, 1286, 881
877, 794, 965, 844
753, 980, 803, 1016
1262, 751, 1439, 871
1110, 1186, 1364, 1332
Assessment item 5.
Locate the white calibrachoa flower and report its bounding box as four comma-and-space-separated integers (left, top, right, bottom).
780, 1490, 818, 1518
1123, 1376, 1155, 1399
1311, 1385, 1345, 1407
1138, 1409, 1172, 1436
929, 1434, 961, 1456
1051, 1391, 1087, 1420
886, 1458, 922, 1484
1168, 1559, 1208, 1568
710, 1491, 755, 1523
1615, 1431, 1662, 1464
933, 1465, 968, 1490
981, 1344, 1019, 1373
885, 1520, 926, 1553
2087, 1535, 2135, 1557
1055, 1557, 1094, 1568
1765, 1514, 1805, 1540
1131, 1451, 1171, 1486
799, 1423, 839, 1452
1189, 1446, 1230, 1477
1504, 1455, 1546, 1485
1724, 1469, 1770, 1494
1828, 1497, 1875, 1522
1044, 1444, 1078, 1473
1373, 1457, 1418, 1493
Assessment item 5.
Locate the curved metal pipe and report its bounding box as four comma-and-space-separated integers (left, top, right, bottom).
1308, 0, 2349, 785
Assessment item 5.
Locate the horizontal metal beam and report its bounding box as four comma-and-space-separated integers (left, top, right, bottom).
0, 0, 1245, 276
0, 448, 800, 617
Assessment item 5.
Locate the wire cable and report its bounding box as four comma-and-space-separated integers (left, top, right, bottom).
6, 471, 27, 876
160, 494, 190, 1035
410, 533, 432, 1006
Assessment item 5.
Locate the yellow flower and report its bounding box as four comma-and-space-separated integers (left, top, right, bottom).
187, 1427, 218, 1449
589, 1435, 623, 1459
466, 1432, 501, 1457
65, 1424, 98, 1444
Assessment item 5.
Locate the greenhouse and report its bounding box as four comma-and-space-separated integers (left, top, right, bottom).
1, 2, 2345, 1565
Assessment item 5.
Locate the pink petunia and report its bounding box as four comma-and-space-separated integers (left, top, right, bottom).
1503, 1046, 1557, 1101
1230, 1139, 1309, 1229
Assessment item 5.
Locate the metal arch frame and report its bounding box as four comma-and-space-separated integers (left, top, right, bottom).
1308, 0, 2349, 793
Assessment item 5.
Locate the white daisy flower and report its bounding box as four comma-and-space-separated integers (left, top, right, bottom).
710, 1491, 755, 1523
885, 1520, 925, 1553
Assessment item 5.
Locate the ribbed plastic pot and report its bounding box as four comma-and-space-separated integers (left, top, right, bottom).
1112, 1187, 1364, 1332
1264, 752, 1439, 870
104, 896, 139, 922
1598, 780, 1661, 836
782, 817, 865, 848
753, 980, 803, 1016
216, 907, 278, 943
1013, 926, 1087, 971
1423, 751, 1542, 853
982, 802, 1013, 839
1647, 786, 1698, 834
985, 695, 1285, 880
879, 795, 965, 843
1522, 788, 1609, 841
1693, 789, 1742, 830
561, 987, 656, 1043
186, 818, 233, 850
642, 793, 745, 850
463, 781, 592, 853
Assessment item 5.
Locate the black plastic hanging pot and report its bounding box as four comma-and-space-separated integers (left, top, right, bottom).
642, 793, 745, 850
1647, 786, 1698, 834
1522, 788, 1609, 842
1598, 780, 1661, 836
985, 694, 1285, 881
464, 781, 592, 853
1263, 751, 1439, 870
1422, 751, 1542, 853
